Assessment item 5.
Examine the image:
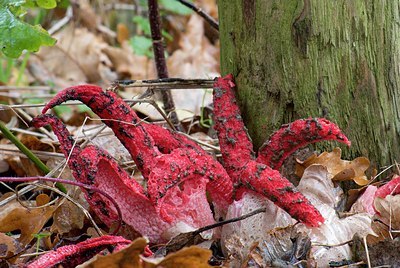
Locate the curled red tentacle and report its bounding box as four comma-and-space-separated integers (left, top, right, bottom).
257, 118, 351, 169
212, 74, 255, 179
26, 235, 131, 268
239, 162, 324, 226
213, 75, 326, 227
30, 114, 82, 172
43, 85, 160, 178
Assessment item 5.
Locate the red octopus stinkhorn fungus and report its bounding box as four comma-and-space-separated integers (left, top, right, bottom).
31, 74, 351, 244
33, 86, 233, 243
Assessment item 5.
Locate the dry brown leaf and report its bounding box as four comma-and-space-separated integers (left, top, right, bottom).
20, 135, 55, 152
0, 199, 56, 245
36, 194, 51, 206
102, 43, 155, 81
19, 135, 56, 176
79, 237, 147, 268
296, 147, 370, 185
37, 25, 108, 87
374, 194, 400, 229
75, 0, 99, 31
166, 14, 219, 116
352, 234, 400, 266
117, 23, 130, 45
0, 232, 22, 260
154, 246, 212, 268
51, 200, 85, 235
80, 237, 212, 268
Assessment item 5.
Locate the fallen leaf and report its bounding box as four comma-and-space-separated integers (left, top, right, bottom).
78, 237, 147, 268
0, 199, 56, 245
352, 234, 400, 266
297, 165, 375, 267
117, 23, 130, 45
153, 246, 212, 268
296, 147, 370, 185
0, 232, 22, 259
374, 194, 400, 230
51, 200, 85, 235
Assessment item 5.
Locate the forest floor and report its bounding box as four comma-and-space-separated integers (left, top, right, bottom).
0, 1, 398, 267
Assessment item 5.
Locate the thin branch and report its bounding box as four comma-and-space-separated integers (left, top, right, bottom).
112, 78, 214, 89
174, 0, 219, 30
194, 207, 266, 235
148, 0, 183, 132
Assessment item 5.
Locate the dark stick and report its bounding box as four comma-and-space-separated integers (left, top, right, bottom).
148, 0, 184, 132
174, 0, 219, 31
193, 207, 266, 235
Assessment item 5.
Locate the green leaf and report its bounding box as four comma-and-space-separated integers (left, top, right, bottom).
159, 0, 193, 15
129, 35, 153, 58
0, 0, 56, 58
132, 15, 151, 36
36, 0, 57, 9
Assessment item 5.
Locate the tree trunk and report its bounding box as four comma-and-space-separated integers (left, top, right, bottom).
218, 0, 400, 167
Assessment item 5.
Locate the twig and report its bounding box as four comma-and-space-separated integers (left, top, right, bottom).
174, 0, 219, 30
194, 207, 266, 235
364, 236, 371, 268
0, 86, 52, 91
47, 6, 73, 35
148, 0, 183, 132
312, 239, 352, 248
113, 78, 214, 89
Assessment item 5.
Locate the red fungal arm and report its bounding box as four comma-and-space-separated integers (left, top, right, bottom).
144, 123, 203, 153
30, 114, 82, 175
26, 236, 131, 268
42, 85, 160, 178
239, 161, 324, 227
257, 118, 351, 169
213, 75, 255, 178
78, 146, 171, 242
213, 75, 324, 226
375, 175, 400, 199
42, 85, 208, 177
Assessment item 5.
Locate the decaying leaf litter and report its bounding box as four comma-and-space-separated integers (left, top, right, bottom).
1, 1, 400, 267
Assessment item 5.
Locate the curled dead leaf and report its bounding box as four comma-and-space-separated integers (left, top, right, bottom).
296, 147, 370, 185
